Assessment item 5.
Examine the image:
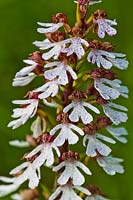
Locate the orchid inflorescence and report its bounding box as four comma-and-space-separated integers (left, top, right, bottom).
0, 0, 129, 199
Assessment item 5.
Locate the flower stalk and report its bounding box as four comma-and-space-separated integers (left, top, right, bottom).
0, 0, 129, 199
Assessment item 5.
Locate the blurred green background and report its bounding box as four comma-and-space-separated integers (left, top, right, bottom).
0, 0, 132, 199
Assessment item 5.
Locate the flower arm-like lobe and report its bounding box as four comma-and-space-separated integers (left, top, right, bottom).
70, 166, 85, 186
76, 161, 92, 175
37, 22, 63, 33
66, 65, 77, 80
85, 195, 109, 200
85, 135, 112, 157
8, 99, 38, 128
9, 140, 29, 148
50, 124, 62, 135
33, 39, 54, 50
63, 102, 74, 113
94, 78, 120, 100
69, 106, 80, 123
32, 144, 56, 168
13, 73, 36, 87
74, 186, 91, 196
11, 193, 22, 200
35, 81, 59, 99
52, 124, 80, 146
0, 177, 15, 183
49, 187, 61, 200
25, 144, 44, 159
28, 166, 40, 189
10, 162, 28, 175
96, 133, 116, 144
103, 102, 128, 125
106, 126, 128, 143
0, 184, 20, 198
31, 116, 46, 138
97, 19, 117, 39
82, 102, 100, 114
32, 152, 47, 168
69, 124, 84, 136
53, 161, 66, 172
97, 156, 124, 175
15, 60, 37, 77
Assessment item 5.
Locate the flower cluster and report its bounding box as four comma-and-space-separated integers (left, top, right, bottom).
0, 0, 128, 199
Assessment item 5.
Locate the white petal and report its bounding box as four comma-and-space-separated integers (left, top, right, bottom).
44, 61, 60, 68
82, 102, 100, 114
74, 186, 91, 196
23, 59, 36, 65
10, 162, 28, 175
80, 106, 93, 124
72, 166, 85, 185
76, 161, 92, 175
96, 133, 116, 144
69, 107, 80, 123
12, 74, 36, 87
25, 144, 44, 158
53, 161, 66, 172
50, 124, 62, 135
103, 103, 128, 125
89, 0, 102, 5
11, 194, 22, 200
63, 102, 74, 113
31, 116, 46, 138
9, 140, 29, 148
28, 167, 39, 189
106, 126, 128, 143
37, 22, 63, 33
49, 187, 61, 200
57, 167, 72, 185
69, 124, 84, 136
0, 177, 14, 183
0, 184, 19, 198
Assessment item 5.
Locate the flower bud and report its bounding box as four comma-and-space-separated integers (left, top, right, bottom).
52, 13, 68, 24
96, 115, 112, 129
28, 51, 43, 63
83, 122, 97, 135
61, 150, 80, 161
20, 189, 38, 200
93, 9, 107, 21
